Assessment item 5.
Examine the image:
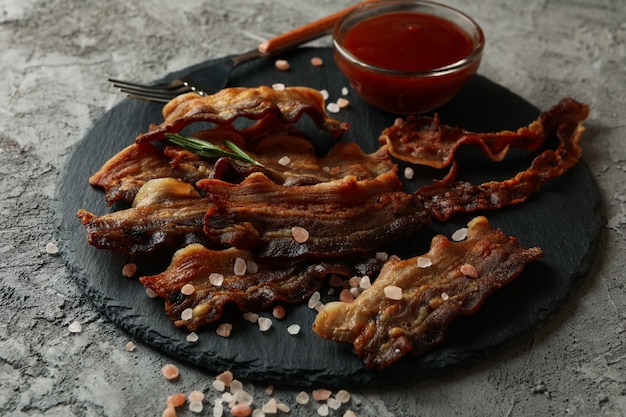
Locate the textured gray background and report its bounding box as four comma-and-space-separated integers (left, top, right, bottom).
1, 0, 625, 416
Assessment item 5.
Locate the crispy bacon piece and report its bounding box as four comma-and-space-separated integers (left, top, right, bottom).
77, 178, 211, 254
89, 142, 178, 205
415, 102, 586, 221
135, 86, 349, 143
379, 98, 589, 168
312, 216, 544, 370
199, 170, 432, 261
140, 244, 380, 331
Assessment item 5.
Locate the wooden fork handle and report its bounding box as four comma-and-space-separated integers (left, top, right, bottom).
258, 0, 380, 55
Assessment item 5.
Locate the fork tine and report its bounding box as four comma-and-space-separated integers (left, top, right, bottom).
119, 88, 190, 102
108, 77, 185, 92
114, 83, 192, 97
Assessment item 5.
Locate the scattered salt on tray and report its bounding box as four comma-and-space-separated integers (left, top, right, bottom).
122, 263, 137, 278
181, 308, 193, 321
312, 388, 332, 401
262, 398, 278, 413
319, 89, 329, 100
308, 291, 321, 309
243, 312, 259, 323
216, 323, 233, 337
68, 320, 82, 333
359, 276, 371, 290
146, 287, 158, 298
274, 59, 290, 71
336, 97, 350, 109
278, 155, 291, 166
335, 389, 351, 403
310, 56, 324, 67
318, 403, 330, 416
162, 405, 176, 417
327, 397, 342, 410
272, 82, 285, 90
326, 102, 340, 113
287, 324, 301, 335
376, 251, 389, 261
124, 341, 136, 351
257, 317, 273, 332
441, 292, 450, 301
404, 166, 415, 180
295, 391, 310, 404
166, 393, 186, 407
186, 332, 199, 343
272, 305, 285, 319
230, 403, 251, 417
246, 260, 259, 274
188, 400, 203, 413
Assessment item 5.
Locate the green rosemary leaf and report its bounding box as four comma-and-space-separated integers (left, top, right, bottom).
165, 133, 263, 167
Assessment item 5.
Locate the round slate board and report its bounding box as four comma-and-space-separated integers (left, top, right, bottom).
54, 47, 602, 388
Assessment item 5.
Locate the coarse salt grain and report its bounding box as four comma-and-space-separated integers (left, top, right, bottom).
384, 285, 403, 300
272, 305, 286, 319
230, 379, 243, 393
167, 393, 186, 407
336, 97, 350, 108
417, 257, 432, 268
310, 57, 324, 66
341, 87, 349, 95
376, 251, 389, 261
216, 323, 233, 337
295, 391, 310, 404
258, 317, 273, 332
212, 379, 226, 392
230, 403, 252, 417
181, 283, 195, 295
441, 292, 449, 301
213, 402, 224, 417
452, 227, 469, 241
320, 89, 330, 100
46, 242, 59, 255
318, 403, 330, 416
251, 409, 264, 417
234, 258, 247, 276
328, 397, 342, 410
235, 389, 254, 406
287, 324, 301, 335
339, 289, 354, 303
265, 385, 274, 395
209, 273, 224, 286
274, 59, 290, 71
326, 102, 340, 113
243, 312, 259, 323
278, 155, 291, 166
343, 410, 357, 417
308, 291, 321, 309
277, 403, 290, 413
272, 82, 286, 91
162, 405, 177, 417
349, 287, 361, 298
246, 260, 259, 274
262, 398, 277, 413
359, 276, 371, 289
189, 401, 203, 413
312, 388, 332, 401
146, 287, 158, 298
161, 364, 180, 381
404, 166, 415, 180
335, 389, 351, 403
216, 370, 234, 386
122, 263, 137, 278
124, 341, 136, 351
187, 332, 199, 343
460, 263, 479, 278
181, 308, 193, 321
68, 320, 82, 333
291, 226, 309, 243
348, 276, 361, 287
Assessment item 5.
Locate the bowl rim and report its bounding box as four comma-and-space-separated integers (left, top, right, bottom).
333, 0, 485, 77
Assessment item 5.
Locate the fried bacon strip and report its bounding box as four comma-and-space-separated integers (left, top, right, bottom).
416, 102, 586, 221
379, 98, 589, 168
135, 86, 349, 143
77, 178, 211, 254
199, 170, 432, 261
313, 216, 544, 370
140, 244, 380, 331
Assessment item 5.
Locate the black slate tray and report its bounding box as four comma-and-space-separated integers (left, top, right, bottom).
54, 47, 602, 388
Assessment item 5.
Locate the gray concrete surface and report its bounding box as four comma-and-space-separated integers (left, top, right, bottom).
1, 0, 625, 416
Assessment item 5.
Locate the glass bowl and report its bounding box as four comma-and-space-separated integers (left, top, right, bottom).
333, 0, 485, 114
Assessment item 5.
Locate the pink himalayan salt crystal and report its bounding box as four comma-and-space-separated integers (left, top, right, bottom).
181, 284, 195, 295
312, 388, 332, 401
384, 285, 403, 300
274, 59, 290, 71
291, 226, 310, 243
216, 370, 234, 387
234, 258, 247, 276
209, 273, 224, 286
166, 393, 186, 407
460, 263, 479, 278
162, 405, 177, 417
161, 364, 180, 381
336, 97, 350, 109
272, 305, 286, 319
310, 56, 324, 66
216, 323, 233, 337
122, 263, 137, 278
230, 403, 252, 417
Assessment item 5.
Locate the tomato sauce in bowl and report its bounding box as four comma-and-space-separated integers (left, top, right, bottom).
333, 1, 484, 114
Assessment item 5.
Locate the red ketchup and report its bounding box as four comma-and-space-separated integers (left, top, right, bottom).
334, 11, 482, 114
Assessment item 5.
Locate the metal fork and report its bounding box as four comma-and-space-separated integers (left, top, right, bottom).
107, 0, 379, 103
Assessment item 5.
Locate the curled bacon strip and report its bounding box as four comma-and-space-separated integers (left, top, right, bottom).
135, 86, 349, 143
416, 100, 587, 221
139, 244, 382, 331
313, 216, 544, 370
379, 98, 589, 168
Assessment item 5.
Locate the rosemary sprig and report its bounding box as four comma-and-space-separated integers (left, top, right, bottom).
166, 133, 264, 167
